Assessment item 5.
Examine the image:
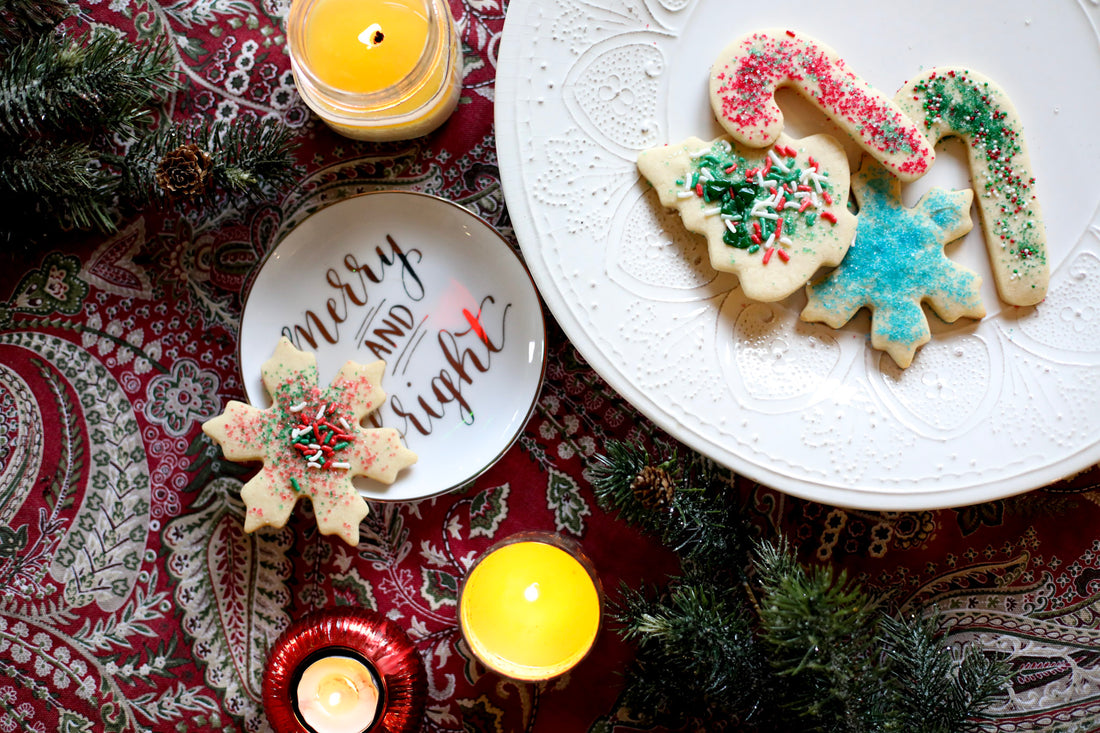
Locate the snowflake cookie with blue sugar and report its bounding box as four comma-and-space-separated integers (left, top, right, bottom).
637, 133, 857, 302
800, 157, 985, 369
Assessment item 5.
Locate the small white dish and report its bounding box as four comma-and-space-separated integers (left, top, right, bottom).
239, 192, 546, 502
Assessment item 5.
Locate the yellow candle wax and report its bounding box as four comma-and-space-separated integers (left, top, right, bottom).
303, 0, 429, 95
459, 537, 602, 681
287, 0, 462, 141
295, 655, 381, 733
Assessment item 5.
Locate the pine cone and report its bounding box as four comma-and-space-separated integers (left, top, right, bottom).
630, 465, 674, 511
155, 143, 212, 197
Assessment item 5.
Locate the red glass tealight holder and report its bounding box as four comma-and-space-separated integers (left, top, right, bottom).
263, 607, 426, 733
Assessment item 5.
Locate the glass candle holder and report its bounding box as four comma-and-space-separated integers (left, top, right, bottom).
263, 607, 426, 733
286, 0, 463, 141
458, 531, 603, 681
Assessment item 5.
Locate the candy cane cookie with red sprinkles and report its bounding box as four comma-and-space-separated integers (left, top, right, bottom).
895, 67, 1048, 306
203, 337, 417, 546
709, 29, 935, 182
638, 132, 857, 301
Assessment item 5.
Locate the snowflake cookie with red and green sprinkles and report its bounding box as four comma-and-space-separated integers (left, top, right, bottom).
895, 67, 1048, 306
709, 28, 935, 182
800, 157, 986, 369
637, 132, 857, 301
202, 337, 417, 546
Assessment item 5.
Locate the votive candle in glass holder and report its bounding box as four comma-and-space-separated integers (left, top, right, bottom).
458, 531, 603, 681
286, 0, 462, 141
263, 607, 426, 733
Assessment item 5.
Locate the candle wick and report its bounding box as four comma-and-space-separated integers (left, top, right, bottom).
358, 23, 385, 49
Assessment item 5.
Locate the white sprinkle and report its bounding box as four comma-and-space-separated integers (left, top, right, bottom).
725, 219, 739, 234
289, 402, 307, 413
780, 236, 793, 247
764, 231, 776, 249
703, 205, 722, 216
755, 211, 779, 221
811, 193, 821, 209
721, 213, 742, 221
293, 425, 313, 439
756, 171, 765, 186
331, 462, 351, 470
785, 201, 802, 210
315, 404, 327, 421
768, 150, 791, 174
306, 462, 321, 469
310, 451, 324, 462
689, 147, 710, 159
677, 191, 695, 199
338, 417, 352, 431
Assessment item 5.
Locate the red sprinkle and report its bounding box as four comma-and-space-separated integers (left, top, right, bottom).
821, 211, 838, 224
695, 182, 704, 197
762, 247, 775, 264
777, 248, 790, 263
822, 191, 833, 206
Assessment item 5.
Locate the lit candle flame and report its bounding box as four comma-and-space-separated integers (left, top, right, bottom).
524, 582, 540, 602
357, 23, 384, 48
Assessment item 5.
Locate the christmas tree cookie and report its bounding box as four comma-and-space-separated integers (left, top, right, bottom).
637, 133, 857, 301
203, 337, 417, 546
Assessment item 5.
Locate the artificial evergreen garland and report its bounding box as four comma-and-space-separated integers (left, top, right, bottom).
591, 441, 1010, 732
0, 0, 299, 246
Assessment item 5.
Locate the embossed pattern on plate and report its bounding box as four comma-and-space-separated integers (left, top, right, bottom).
496, 0, 1100, 509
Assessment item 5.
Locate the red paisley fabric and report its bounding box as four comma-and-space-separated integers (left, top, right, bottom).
1, 3, 1100, 733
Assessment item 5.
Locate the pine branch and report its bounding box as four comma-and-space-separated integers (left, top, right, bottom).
590, 439, 753, 578
612, 580, 769, 728
880, 612, 1010, 733
122, 117, 300, 207
0, 138, 119, 233
0, 0, 73, 50
0, 26, 178, 140
590, 444, 1012, 732
754, 538, 888, 731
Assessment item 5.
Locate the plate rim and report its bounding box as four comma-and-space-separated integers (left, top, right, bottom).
238, 190, 548, 502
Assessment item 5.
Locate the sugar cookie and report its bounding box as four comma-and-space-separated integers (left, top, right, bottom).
801, 157, 985, 369
638, 133, 857, 301
709, 29, 935, 182
895, 67, 1048, 306
203, 337, 417, 546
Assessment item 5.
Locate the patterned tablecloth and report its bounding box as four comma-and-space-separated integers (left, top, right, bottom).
3, 3, 1100, 732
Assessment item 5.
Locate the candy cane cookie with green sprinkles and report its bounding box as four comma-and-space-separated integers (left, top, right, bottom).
709, 28, 936, 182
895, 67, 1049, 306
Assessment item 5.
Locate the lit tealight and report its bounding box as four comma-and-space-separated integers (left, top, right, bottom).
459, 534, 602, 681
295, 655, 380, 733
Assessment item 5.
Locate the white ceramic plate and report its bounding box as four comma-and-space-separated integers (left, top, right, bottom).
496, 0, 1100, 510
240, 192, 547, 502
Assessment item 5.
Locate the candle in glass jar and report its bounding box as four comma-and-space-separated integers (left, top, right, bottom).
294, 654, 381, 733
459, 534, 602, 681
287, 0, 462, 141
